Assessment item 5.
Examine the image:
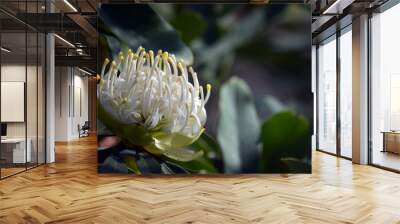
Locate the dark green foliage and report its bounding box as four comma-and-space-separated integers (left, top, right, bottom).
99, 4, 193, 63
170, 10, 207, 44
260, 111, 311, 173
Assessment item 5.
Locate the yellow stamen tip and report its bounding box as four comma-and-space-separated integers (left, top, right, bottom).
104, 58, 110, 64
206, 84, 212, 92
162, 52, 169, 59
157, 50, 162, 55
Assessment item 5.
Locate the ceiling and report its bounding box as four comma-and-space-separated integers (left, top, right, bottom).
1, 0, 391, 70
0, 0, 101, 71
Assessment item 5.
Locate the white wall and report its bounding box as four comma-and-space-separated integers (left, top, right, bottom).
72, 73, 89, 138
55, 67, 89, 141
55, 67, 70, 141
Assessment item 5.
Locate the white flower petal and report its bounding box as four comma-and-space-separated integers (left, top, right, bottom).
99, 47, 211, 137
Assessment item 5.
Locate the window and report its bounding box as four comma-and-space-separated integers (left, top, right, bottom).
370, 3, 400, 171
339, 28, 352, 158
0, 1, 46, 179
317, 36, 337, 154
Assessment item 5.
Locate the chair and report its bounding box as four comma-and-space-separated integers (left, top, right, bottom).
78, 121, 90, 138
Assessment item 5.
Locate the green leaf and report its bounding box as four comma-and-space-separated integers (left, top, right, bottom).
162, 148, 204, 162
97, 102, 154, 147
147, 128, 204, 152
164, 156, 218, 174
121, 155, 141, 174
280, 157, 311, 173
197, 9, 265, 65
97, 119, 113, 136
261, 111, 310, 173
99, 4, 193, 64
170, 10, 207, 44
196, 9, 266, 84
217, 77, 260, 173
158, 133, 221, 173
120, 125, 155, 148
191, 133, 223, 160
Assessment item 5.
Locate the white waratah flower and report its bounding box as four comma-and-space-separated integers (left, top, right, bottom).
98, 47, 211, 153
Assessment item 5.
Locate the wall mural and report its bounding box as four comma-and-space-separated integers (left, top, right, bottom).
97, 4, 312, 174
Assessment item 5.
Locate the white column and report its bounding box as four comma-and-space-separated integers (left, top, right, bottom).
312, 45, 317, 151
46, 32, 55, 163
352, 14, 369, 164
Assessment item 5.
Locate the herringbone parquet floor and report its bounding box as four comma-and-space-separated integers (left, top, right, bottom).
1, 136, 400, 224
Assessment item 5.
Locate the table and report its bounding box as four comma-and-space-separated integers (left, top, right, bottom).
1, 138, 31, 163
382, 131, 400, 154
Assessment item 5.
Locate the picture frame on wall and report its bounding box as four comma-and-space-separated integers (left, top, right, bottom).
97, 2, 312, 175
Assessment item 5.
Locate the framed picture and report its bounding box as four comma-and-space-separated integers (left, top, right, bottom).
97, 3, 312, 174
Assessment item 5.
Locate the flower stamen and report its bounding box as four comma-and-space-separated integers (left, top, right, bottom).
98, 46, 212, 141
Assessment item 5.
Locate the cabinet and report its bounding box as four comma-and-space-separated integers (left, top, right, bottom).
382, 132, 400, 154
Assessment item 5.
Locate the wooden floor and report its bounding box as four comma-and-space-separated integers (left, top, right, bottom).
1, 163, 42, 178
1, 136, 400, 224
372, 150, 400, 171
1, 167, 26, 178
